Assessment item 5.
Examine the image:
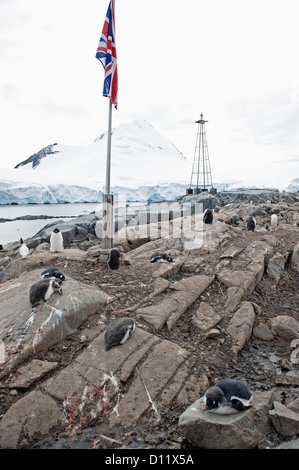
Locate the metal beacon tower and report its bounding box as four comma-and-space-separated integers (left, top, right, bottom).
187, 113, 216, 195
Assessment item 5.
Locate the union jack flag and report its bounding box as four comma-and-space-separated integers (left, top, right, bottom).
96, 1, 118, 108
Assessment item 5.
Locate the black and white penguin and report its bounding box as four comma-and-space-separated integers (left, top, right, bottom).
0, 244, 3, 250
204, 378, 253, 415
149, 252, 173, 263
19, 238, 29, 258
29, 278, 63, 307
104, 317, 136, 351
203, 208, 213, 224
50, 228, 64, 253
41, 267, 65, 281
246, 217, 256, 232
270, 214, 278, 229
107, 248, 121, 270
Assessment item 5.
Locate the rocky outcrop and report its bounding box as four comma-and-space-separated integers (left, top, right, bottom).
0, 327, 208, 449
179, 391, 274, 449
0, 390, 64, 449
227, 301, 256, 354
269, 315, 299, 341
0, 248, 87, 283
136, 275, 214, 330
269, 399, 299, 437
216, 241, 273, 313
0, 197, 298, 449
291, 242, 299, 272
0, 267, 113, 379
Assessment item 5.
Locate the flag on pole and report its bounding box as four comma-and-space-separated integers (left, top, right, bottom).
96, 1, 118, 109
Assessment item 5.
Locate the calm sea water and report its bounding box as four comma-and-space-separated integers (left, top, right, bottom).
0, 203, 100, 246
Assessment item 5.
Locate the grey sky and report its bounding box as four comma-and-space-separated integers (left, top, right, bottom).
0, 0, 298, 187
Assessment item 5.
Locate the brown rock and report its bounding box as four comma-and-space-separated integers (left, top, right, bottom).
0, 391, 64, 449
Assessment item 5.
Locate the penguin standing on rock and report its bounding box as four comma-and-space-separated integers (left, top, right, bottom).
204, 378, 253, 414
107, 248, 121, 270
19, 238, 29, 258
104, 317, 136, 351
270, 213, 278, 229
149, 252, 173, 263
41, 267, 65, 281
203, 208, 213, 224
50, 228, 64, 253
246, 217, 256, 232
29, 278, 63, 307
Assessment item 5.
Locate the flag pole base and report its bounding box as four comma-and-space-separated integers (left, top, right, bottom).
102, 193, 114, 249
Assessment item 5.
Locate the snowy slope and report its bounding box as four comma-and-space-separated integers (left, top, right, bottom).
13, 120, 191, 189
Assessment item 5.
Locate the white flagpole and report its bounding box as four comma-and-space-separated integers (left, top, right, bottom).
105, 100, 112, 195
102, 0, 115, 250
102, 100, 113, 249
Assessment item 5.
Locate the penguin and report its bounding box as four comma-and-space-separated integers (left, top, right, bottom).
149, 252, 173, 263
246, 217, 256, 232
204, 378, 253, 415
104, 317, 136, 351
19, 238, 29, 258
203, 208, 213, 224
50, 228, 64, 253
29, 278, 63, 307
0, 244, 3, 250
270, 213, 278, 229
107, 248, 121, 270
41, 267, 65, 281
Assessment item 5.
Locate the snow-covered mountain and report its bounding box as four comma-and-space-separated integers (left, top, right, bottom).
14, 120, 190, 188
0, 119, 298, 205
0, 120, 195, 204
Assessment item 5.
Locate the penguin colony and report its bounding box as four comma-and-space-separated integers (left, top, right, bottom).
21, 210, 281, 413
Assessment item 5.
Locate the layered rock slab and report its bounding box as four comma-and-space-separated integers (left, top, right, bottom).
179, 391, 274, 449
0, 269, 113, 378
0, 327, 206, 447
136, 275, 214, 330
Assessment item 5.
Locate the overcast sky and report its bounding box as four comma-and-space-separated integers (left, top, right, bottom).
1, 0, 298, 186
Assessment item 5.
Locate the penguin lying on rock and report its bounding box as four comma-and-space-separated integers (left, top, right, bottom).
149, 252, 173, 263
203, 378, 253, 414
41, 267, 65, 281
104, 317, 136, 351
29, 279, 63, 307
